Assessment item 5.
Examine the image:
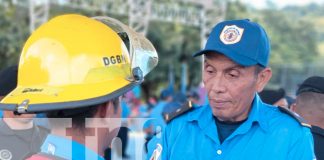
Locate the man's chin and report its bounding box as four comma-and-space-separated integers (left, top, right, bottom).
211, 110, 230, 120
17, 119, 33, 123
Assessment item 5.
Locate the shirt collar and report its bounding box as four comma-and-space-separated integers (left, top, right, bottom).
240, 94, 269, 133
40, 134, 105, 160
187, 93, 269, 133
187, 105, 213, 129
187, 105, 219, 144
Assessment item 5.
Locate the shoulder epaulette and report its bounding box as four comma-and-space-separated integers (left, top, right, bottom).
163, 101, 194, 124
278, 106, 311, 128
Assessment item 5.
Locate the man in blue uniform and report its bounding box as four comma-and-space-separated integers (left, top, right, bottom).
147, 19, 315, 160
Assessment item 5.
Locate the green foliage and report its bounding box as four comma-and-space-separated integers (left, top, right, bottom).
0, 1, 323, 92
259, 10, 318, 65
145, 22, 201, 89
0, 4, 29, 69
282, 3, 324, 58
226, 1, 249, 20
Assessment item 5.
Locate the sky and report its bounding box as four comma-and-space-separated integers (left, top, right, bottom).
239, 0, 324, 9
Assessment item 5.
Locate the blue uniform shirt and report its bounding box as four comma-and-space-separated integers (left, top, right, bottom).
121, 100, 131, 118
147, 94, 315, 160
149, 101, 168, 132
40, 134, 105, 160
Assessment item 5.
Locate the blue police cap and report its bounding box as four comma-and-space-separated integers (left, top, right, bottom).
194, 19, 271, 67
160, 89, 173, 100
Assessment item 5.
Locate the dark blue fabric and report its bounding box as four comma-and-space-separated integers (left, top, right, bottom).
215, 117, 246, 144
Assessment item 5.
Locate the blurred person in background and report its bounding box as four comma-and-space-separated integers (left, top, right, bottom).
291, 76, 324, 160
285, 95, 296, 109
259, 88, 288, 108
162, 92, 188, 121
146, 95, 158, 113
117, 95, 131, 159
129, 98, 142, 118
187, 90, 200, 107
149, 89, 173, 133
0, 66, 49, 160
163, 92, 187, 114
143, 89, 173, 152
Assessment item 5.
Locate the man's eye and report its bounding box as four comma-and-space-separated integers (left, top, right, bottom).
205, 66, 214, 73
227, 70, 239, 78
206, 69, 213, 73
229, 74, 237, 77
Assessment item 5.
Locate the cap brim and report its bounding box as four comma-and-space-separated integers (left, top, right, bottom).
0, 78, 139, 113
193, 48, 258, 67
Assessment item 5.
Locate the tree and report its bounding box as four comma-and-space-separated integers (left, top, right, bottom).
0, 2, 29, 69
144, 22, 201, 93
259, 10, 318, 65
225, 1, 249, 20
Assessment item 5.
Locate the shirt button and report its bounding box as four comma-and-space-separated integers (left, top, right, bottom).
217, 149, 222, 155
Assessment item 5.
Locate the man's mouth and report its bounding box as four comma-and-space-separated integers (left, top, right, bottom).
209, 99, 230, 108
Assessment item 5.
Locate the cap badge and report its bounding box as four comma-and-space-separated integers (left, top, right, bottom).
220, 25, 244, 45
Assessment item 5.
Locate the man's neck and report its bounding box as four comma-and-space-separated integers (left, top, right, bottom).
216, 107, 251, 122
310, 120, 324, 129
51, 127, 105, 157
302, 114, 324, 129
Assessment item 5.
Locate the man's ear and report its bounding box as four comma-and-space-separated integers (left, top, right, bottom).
256, 67, 272, 92
96, 100, 121, 118
96, 102, 109, 118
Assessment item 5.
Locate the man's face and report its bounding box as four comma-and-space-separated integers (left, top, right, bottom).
203, 53, 261, 122
97, 98, 122, 150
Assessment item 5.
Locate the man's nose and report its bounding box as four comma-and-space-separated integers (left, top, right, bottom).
210, 75, 227, 94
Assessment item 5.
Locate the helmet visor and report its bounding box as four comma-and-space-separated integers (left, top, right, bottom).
93, 16, 158, 82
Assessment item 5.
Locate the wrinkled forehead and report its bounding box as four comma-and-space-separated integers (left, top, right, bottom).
204, 52, 242, 67
202, 53, 261, 74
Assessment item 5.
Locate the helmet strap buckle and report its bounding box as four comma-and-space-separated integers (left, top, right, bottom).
16, 99, 30, 114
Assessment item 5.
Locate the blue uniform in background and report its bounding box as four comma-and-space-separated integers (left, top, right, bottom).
29, 134, 105, 160
121, 100, 131, 119
149, 101, 168, 132
147, 94, 315, 160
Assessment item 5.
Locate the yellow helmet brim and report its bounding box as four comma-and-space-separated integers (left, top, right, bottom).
0, 78, 139, 113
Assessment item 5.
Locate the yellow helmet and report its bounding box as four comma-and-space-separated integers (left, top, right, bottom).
0, 14, 158, 113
